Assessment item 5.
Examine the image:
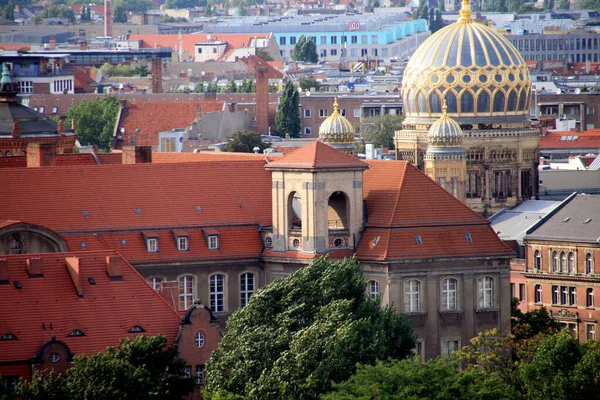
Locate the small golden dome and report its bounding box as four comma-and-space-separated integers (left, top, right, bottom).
428, 101, 463, 148
319, 98, 355, 144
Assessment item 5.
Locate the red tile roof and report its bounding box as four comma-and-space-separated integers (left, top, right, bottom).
0, 154, 98, 168
266, 141, 368, 170
540, 130, 600, 149
152, 152, 280, 163
0, 250, 181, 364
117, 101, 224, 148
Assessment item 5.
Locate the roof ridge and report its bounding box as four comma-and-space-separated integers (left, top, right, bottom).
388, 163, 407, 226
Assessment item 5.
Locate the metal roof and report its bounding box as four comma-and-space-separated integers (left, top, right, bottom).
489, 200, 561, 244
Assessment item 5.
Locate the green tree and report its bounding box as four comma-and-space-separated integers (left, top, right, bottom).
113, 0, 153, 12
204, 256, 416, 399
132, 63, 149, 77
275, 80, 300, 137
66, 96, 120, 151
297, 77, 321, 92
511, 297, 561, 341
558, 0, 569, 9
291, 35, 318, 63
17, 335, 195, 400
322, 356, 514, 400
228, 79, 238, 93
224, 130, 267, 153
2, 1, 14, 20
113, 4, 127, 23
357, 114, 404, 153
33, 5, 75, 23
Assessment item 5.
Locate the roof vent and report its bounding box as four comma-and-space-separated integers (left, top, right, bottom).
465, 232, 473, 243
563, 217, 570, 222
88, 277, 96, 285
68, 329, 85, 337
195, 206, 202, 212
1, 333, 17, 340
81, 242, 86, 248
13, 281, 21, 289
585, 218, 592, 223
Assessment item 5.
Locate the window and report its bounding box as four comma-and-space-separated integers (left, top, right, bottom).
587, 324, 596, 341
404, 279, 421, 312
414, 339, 425, 362
534, 250, 541, 271
441, 339, 460, 357
149, 277, 162, 291
18, 80, 33, 94
1, 333, 17, 340
290, 36, 297, 45
184, 366, 191, 378
178, 275, 195, 310
354, 108, 361, 118
212, 47, 217, 54
320, 49, 327, 58
197, 47, 203, 53
552, 251, 558, 272
371, 35, 378, 44
465, 232, 472, 243
535, 284, 542, 303
304, 109, 311, 117
40, 106, 45, 113
319, 109, 329, 118
588, 106, 595, 116
210, 274, 225, 312
330, 49, 337, 56
560, 252, 567, 273
351, 35, 358, 44
130, 325, 144, 333
552, 285, 559, 304
196, 365, 205, 385
361, 35, 367, 44
586, 253, 594, 274
331, 36, 337, 44
240, 272, 254, 307
49, 353, 60, 363
147, 238, 158, 253
369, 280, 379, 300
8, 236, 23, 254
2, 376, 18, 394
52, 106, 58, 114
178, 236, 188, 251
441, 278, 457, 310
195, 332, 205, 348
208, 235, 218, 250
519, 284, 525, 301
588, 288, 594, 307
477, 276, 494, 309
415, 235, 423, 245
511, 283, 515, 297
279, 36, 286, 45
568, 252, 575, 274
304, 127, 312, 136
569, 287, 577, 305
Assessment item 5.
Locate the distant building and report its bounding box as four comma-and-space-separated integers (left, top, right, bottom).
0, 52, 74, 96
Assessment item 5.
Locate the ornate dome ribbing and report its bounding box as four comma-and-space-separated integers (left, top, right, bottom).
428, 101, 463, 148
402, 0, 531, 119
318, 98, 355, 144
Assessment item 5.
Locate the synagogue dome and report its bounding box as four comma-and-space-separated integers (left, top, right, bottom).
318, 97, 355, 144
402, 0, 531, 122
428, 102, 463, 149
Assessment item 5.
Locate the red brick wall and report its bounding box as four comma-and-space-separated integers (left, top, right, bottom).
254, 67, 269, 135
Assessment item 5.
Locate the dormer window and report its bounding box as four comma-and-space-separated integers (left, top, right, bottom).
129, 325, 144, 333
1, 333, 17, 340
208, 236, 218, 250
142, 232, 159, 253
173, 230, 189, 251
68, 329, 85, 337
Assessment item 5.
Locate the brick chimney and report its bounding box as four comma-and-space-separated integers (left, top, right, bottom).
27, 142, 57, 168
104, 0, 112, 38
11, 121, 21, 138
27, 258, 43, 277
57, 119, 65, 135
151, 58, 163, 94
0, 259, 8, 283
106, 256, 122, 280
122, 145, 152, 164
65, 257, 83, 297
254, 66, 269, 135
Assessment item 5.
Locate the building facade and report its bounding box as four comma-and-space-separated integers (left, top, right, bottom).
506, 32, 600, 63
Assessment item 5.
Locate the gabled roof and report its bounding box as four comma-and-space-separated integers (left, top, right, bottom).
0, 250, 181, 363
265, 140, 368, 170
489, 200, 561, 244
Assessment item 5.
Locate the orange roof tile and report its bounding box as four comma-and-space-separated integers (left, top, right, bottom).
266, 141, 368, 170
0, 250, 181, 364
0, 154, 98, 168
152, 152, 281, 163
540, 130, 600, 149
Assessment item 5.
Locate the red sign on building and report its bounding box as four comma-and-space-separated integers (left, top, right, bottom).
348, 21, 361, 31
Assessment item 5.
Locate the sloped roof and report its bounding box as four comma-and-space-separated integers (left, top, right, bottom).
540, 130, 600, 150
117, 101, 224, 148
0, 154, 99, 168
0, 250, 181, 363
266, 140, 368, 170
489, 200, 561, 244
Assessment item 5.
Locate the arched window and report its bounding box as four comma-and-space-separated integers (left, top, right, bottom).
460, 91, 474, 113
477, 90, 490, 114
560, 252, 567, 273
568, 252, 575, 274
477, 276, 494, 309
534, 250, 541, 271
8, 236, 23, 255
240, 272, 254, 307
368, 280, 379, 300
328, 191, 348, 230
210, 274, 225, 312
492, 91, 505, 113
552, 251, 558, 272
178, 275, 195, 311
404, 280, 421, 313
441, 278, 458, 310
288, 192, 302, 230
195, 332, 205, 348
586, 253, 594, 274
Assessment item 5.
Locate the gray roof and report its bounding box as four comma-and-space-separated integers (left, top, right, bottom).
588, 154, 600, 170
489, 200, 561, 244
0, 101, 59, 136
526, 194, 600, 243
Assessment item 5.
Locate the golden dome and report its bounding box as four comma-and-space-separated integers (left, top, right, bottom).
318, 98, 355, 144
428, 101, 463, 148
402, 0, 531, 122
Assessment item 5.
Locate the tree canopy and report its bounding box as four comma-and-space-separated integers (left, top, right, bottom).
297, 77, 321, 92
356, 114, 403, 153
112, 0, 153, 13
224, 130, 267, 153
291, 35, 318, 63
66, 96, 120, 151
16, 335, 195, 400
204, 256, 416, 400
275, 80, 300, 138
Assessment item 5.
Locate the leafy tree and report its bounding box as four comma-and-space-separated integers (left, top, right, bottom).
238, 78, 255, 93
113, 0, 153, 13
17, 335, 195, 400
542, 0, 554, 9
511, 297, 561, 341
291, 35, 318, 63
113, 4, 127, 23
356, 114, 403, 153
2, 1, 13, 20
228, 79, 238, 93
558, 0, 569, 9
275, 80, 300, 137
434, 9, 443, 32
322, 356, 514, 400
298, 77, 321, 92
33, 5, 75, 23
204, 256, 416, 400
66, 96, 120, 151
165, 0, 206, 8
132, 63, 149, 77
224, 130, 267, 153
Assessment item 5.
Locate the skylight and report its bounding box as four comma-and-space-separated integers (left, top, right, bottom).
82, 210, 89, 217
373, 236, 380, 246
130, 325, 145, 333
415, 235, 423, 245
465, 232, 473, 243
195, 206, 202, 212
563, 217, 570, 222
585, 218, 592, 223
121, 238, 127, 246
88, 277, 96, 285
1, 333, 17, 340
69, 329, 85, 337
81, 242, 86, 248
134, 208, 142, 215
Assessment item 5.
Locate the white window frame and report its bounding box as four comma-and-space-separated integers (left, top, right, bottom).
441, 338, 460, 357
353, 108, 361, 118
184, 366, 191, 378
195, 331, 205, 348
441, 278, 458, 311
147, 238, 158, 253
477, 276, 494, 310
586, 253, 594, 274
534, 250, 541, 271
535, 284, 542, 303
240, 272, 255, 307
369, 280, 379, 300
196, 365, 205, 385
560, 251, 567, 273
587, 323, 596, 341
304, 109, 311, 118
319, 109, 328, 118
210, 274, 225, 312
178, 275, 195, 311
178, 236, 188, 251
208, 235, 219, 250
404, 279, 421, 313
568, 251, 575, 273
587, 288, 594, 308
149, 276, 162, 291
304, 126, 312, 136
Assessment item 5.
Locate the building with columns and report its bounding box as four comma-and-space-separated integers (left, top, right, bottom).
395, 0, 540, 215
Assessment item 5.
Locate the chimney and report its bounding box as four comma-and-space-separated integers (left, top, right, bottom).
104, 0, 113, 38
122, 145, 152, 164
151, 58, 163, 94
71, 119, 76, 131
254, 66, 269, 135
11, 121, 21, 138
57, 119, 65, 135
27, 142, 57, 168
49, 36, 56, 50
0, 259, 8, 283
159, 281, 179, 310
65, 257, 83, 297
106, 256, 123, 280
27, 258, 43, 277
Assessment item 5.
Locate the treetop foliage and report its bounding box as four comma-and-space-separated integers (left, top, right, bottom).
275, 80, 301, 137
66, 96, 120, 151
291, 35, 318, 63
224, 130, 267, 153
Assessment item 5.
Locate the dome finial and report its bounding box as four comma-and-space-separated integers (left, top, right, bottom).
459, 0, 473, 22
333, 97, 339, 113
442, 99, 448, 115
